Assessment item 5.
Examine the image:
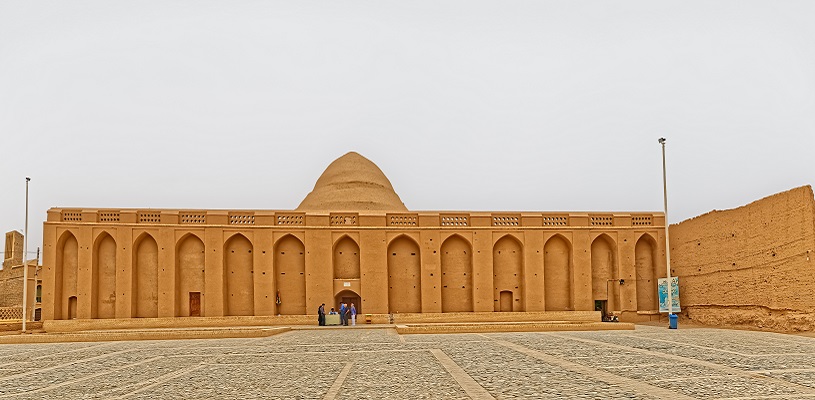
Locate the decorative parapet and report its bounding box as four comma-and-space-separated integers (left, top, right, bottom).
388, 213, 418, 226
180, 212, 206, 224
589, 215, 613, 226
492, 215, 520, 226
137, 211, 161, 224
276, 213, 304, 226
229, 212, 255, 225
47, 208, 664, 228
440, 214, 468, 227
330, 213, 358, 226
541, 215, 568, 226
99, 211, 120, 223
61, 210, 83, 222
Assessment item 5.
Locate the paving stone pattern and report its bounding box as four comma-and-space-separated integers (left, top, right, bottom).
2, 326, 815, 399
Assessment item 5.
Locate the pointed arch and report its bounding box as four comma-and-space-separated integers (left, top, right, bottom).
55, 231, 78, 320
333, 235, 360, 280
224, 233, 253, 316
591, 234, 617, 312
133, 233, 158, 318
274, 234, 306, 315
493, 235, 524, 312
176, 233, 205, 317
544, 234, 572, 311
493, 233, 522, 246
635, 233, 659, 311
334, 289, 362, 315
92, 232, 117, 319
387, 234, 421, 313
440, 234, 473, 312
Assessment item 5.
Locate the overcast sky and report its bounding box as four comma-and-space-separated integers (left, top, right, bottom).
1, 1, 814, 255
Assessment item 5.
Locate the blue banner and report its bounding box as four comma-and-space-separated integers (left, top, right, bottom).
658, 277, 680, 313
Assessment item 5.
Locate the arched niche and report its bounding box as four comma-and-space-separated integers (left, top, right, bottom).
275, 235, 306, 315
441, 234, 473, 312
55, 231, 78, 320
225, 234, 254, 316
93, 232, 117, 319
335, 289, 361, 315
387, 235, 421, 313
544, 234, 572, 311
635, 234, 659, 311
493, 235, 523, 312
176, 234, 205, 317
591, 234, 618, 313
133, 233, 159, 318
333, 236, 360, 279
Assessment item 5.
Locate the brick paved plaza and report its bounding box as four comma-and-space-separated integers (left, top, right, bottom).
2, 326, 815, 399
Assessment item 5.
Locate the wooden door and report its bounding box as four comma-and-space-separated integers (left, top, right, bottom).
68, 296, 78, 319
499, 291, 513, 312
189, 292, 201, 317
341, 295, 360, 314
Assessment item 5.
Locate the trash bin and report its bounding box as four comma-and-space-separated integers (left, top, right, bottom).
669, 314, 678, 329
365, 314, 372, 324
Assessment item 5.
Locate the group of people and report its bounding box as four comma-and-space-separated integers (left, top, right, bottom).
317, 302, 356, 326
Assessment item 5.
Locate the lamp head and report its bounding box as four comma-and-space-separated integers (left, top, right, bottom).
658, 138, 666, 144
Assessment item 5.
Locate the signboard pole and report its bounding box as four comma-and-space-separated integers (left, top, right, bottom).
22, 177, 30, 333
658, 138, 675, 328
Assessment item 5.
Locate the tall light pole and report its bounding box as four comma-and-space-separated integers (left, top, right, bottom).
658, 138, 675, 328
22, 177, 31, 333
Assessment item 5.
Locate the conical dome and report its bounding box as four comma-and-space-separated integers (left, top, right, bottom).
296, 152, 408, 212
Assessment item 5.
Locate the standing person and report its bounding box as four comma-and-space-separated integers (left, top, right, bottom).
318, 303, 325, 326
350, 303, 357, 326
339, 302, 347, 326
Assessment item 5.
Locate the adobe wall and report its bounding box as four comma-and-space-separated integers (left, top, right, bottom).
40, 208, 667, 325
670, 185, 815, 331
1, 231, 25, 309
0, 268, 23, 308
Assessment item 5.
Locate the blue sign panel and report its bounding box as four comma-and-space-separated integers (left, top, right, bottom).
658, 277, 680, 313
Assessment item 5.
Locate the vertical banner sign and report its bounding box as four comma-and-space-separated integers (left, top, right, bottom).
658, 277, 680, 313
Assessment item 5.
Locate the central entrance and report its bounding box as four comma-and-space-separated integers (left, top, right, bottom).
334, 290, 361, 315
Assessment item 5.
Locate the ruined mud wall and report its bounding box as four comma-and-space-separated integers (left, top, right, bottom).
670, 185, 815, 331
0, 269, 23, 307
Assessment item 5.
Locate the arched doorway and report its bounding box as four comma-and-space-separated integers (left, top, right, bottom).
275, 235, 306, 315
493, 235, 523, 312
93, 232, 117, 319
387, 235, 421, 313
635, 234, 659, 311
441, 234, 473, 312
225, 234, 254, 316
591, 234, 617, 316
334, 289, 361, 316
56, 231, 78, 320
133, 233, 159, 318
544, 234, 572, 311
333, 236, 360, 280
176, 234, 205, 317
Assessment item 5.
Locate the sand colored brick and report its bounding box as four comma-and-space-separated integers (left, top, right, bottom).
39, 152, 667, 328
670, 185, 815, 331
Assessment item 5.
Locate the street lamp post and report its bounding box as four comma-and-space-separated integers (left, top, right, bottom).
658, 138, 675, 328
22, 177, 30, 333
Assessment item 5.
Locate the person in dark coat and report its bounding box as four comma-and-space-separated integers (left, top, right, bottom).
318, 303, 326, 326
339, 302, 347, 326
